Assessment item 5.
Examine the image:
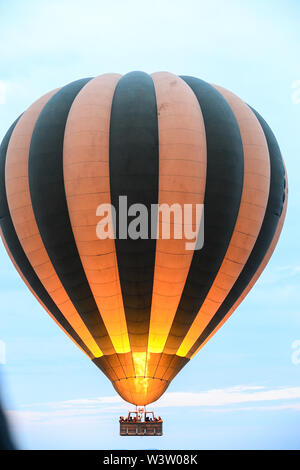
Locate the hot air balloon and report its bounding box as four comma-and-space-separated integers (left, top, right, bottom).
0, 72, 287, 434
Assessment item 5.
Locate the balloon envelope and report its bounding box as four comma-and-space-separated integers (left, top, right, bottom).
0, 72, 287, 405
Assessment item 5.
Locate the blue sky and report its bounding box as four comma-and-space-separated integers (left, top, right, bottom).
0, 0, 300, 450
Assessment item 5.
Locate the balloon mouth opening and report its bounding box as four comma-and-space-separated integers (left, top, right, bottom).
112, 377, 169, 406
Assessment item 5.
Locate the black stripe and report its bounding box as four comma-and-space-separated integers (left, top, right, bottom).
109, 71, 159, 351
28, 79, 114, 354
187, 106, 286, 356
163, 76, 244, 353
0, 117, 92, 357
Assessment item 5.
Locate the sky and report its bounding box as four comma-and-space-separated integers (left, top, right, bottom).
0, 0, 300, 450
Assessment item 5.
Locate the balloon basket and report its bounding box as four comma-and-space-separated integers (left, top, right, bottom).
119, 406, 163, 436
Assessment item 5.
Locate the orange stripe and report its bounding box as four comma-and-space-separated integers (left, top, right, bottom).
0, 226, 91, 358
5, 91, 102, 358
190, 179, 288, 359
63, 73, 131, 354
177, 85, 270, 357
148, 72, 207, 353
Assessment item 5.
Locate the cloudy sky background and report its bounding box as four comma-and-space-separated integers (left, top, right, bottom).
0, 0, 300, 449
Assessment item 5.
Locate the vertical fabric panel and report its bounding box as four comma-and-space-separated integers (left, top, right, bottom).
187, 105, 286, 358
5, 91, 103, 358
28, 79, 115, 355
162, 76, 244, 355
64, 73, 132, 355
148, 71, 207, 354
109, 71, 159, 377
177, 85, 270, 357
0, 118, 92, 357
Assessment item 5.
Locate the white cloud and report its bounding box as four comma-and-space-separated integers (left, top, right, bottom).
194, 402, 300, 414
8, 384, 300, 426
156, 386, 300, 408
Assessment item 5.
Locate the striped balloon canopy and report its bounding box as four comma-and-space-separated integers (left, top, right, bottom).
0, 72, 287, 406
